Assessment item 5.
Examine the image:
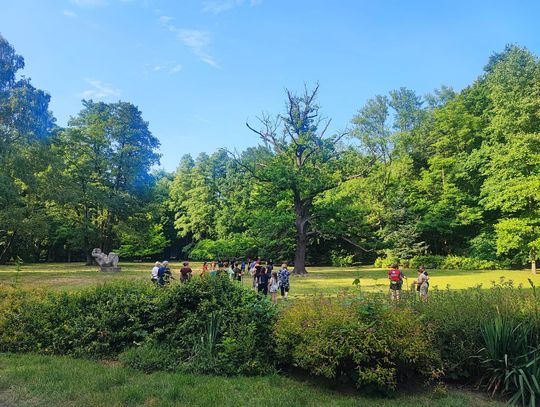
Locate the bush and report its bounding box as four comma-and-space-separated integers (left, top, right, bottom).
413, 280, 539, 380
119, 341, 180, 373
408, 255, 501, 270
0, 277, 276, 376
274, 296, 442, 394
330, 250, 355, 267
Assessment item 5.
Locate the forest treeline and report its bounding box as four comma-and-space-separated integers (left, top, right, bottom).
1, 33, 539, 271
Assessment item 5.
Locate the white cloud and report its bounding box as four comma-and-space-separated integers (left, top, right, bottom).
81, 79, 121, 99
152, 65, 163, 72
70, 0, 108, 6
202, 0, 262, 14
62, 9, 78, 18
170, 64, 182, 74
158, 16, 220, 68
176, 29, 219, 68
158, 15, 172, 24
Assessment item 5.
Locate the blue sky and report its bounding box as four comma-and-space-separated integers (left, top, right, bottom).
1, 0, 539, 171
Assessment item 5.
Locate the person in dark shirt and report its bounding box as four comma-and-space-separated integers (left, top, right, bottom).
162, 261, 173, 285
179, 261, 192, 282
233, 263, 242, 282
257, 266, 269, 295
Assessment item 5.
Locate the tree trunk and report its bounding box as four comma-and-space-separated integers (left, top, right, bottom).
292, 192, 308, 275
0, 232, 15, 265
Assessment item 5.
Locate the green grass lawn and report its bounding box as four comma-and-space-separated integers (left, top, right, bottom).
0, 261, 539, 296
0, 353, 504, 407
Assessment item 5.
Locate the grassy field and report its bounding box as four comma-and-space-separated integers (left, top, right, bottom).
0, 261, 538, 295
0, 353, 504, 407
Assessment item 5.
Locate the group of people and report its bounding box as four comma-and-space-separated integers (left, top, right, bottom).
151, 261, 193, 286
388, 263, 429, 301
149, 257, 291, 304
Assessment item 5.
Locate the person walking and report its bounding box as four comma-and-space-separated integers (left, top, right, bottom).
151, 261, 161, 284
388, 263, 406, 300
233, 262, 242, 283
179, 261, 193, 282
256, 265, 269, 295
413, 267, 429, 301
269, 271, 279, 305
277, 263, 290, 300
201, 261, 209, 277
162, 261, 172, 285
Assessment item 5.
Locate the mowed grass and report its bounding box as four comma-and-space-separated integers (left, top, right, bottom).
0, 353, 504, 407
0, 262, 539, 295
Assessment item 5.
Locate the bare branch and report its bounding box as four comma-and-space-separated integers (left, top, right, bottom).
341, 236, 376, 252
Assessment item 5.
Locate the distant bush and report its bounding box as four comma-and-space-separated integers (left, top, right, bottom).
330, 250, 356, 267
0, 277, 276, 376
375, 255, 505, 270
274, 296, 442, 393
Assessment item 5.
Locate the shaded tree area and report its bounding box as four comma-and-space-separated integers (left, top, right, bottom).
2, 32, 540, 272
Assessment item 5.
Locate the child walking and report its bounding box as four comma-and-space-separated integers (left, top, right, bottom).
269, 272, 279, 305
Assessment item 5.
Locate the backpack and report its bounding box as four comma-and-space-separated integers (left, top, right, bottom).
389, 269, 401, 282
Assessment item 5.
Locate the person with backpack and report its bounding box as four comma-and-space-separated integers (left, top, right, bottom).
162, 261, 173, 285
388, 263, 406, 300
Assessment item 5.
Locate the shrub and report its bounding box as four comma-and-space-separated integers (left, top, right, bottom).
0, 277, 276, 376
374, 256, 401, 269
330, 250, 355, 267
274, 296, 442, 394
119, 341, 180, 373
408, 255, 501, 270
413, 280, 538, 380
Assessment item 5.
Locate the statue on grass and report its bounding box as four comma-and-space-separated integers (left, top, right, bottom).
91, 248, 121, 272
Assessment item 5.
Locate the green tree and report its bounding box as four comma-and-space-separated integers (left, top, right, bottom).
0, 34, 56, 263
239, 85, 351, 274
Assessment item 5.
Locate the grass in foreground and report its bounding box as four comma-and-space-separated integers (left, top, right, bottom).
0, 262, 539, 296
0, 353, 504, 407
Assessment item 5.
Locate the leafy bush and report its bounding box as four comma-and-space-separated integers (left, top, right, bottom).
330, 250, 355, 267
274, 296, 442, 394
119, 341, 180, 373
413, 279, 539, 381
374, 255, 401, 268
408, 255, 501, 270
0, 277, 276, 376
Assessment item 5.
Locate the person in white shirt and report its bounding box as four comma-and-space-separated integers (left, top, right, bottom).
151, 261, 161, 284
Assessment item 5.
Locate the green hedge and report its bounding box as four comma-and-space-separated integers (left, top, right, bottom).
375, 255, 504, 270
0, 277, 276, 375
274, 296, 442, 393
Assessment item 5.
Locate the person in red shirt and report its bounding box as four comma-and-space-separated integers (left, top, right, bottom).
179, 261, 193, 282
388, 263, 406, 300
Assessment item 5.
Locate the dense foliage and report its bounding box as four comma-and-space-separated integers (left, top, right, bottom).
0, 277, 276, 375
274, 296, 442, 393
1, 33, 540, 272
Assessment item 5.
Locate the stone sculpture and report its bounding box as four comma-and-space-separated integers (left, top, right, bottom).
91, 248, 121, 272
